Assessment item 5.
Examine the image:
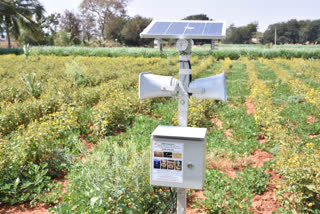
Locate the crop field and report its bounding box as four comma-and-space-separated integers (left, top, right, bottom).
2, 44, 320, 59
0, 54, 319, 213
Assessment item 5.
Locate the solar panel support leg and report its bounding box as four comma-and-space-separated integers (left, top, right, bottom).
154, 39, 163, 52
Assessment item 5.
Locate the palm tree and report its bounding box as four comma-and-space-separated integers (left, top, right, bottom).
0, 0, 45, 48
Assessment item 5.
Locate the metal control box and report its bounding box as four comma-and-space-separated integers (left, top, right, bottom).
150, 125, 207, 190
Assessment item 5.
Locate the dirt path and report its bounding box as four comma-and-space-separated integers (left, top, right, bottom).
246, 98, 280, 213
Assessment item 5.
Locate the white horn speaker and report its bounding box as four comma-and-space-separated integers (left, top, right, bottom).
189, 71, 227, 102
139, 73, 178, 100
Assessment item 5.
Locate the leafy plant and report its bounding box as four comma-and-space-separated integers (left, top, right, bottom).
21, 73, 43, 98
0, 163, 61, 205
23, 44, 32, 59
202, 167, 269, 213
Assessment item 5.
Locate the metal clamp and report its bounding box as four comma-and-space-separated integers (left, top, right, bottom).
179, 55, 191, 61
188, 88, 205, 94
179, 69, 192, 75
161, 85, 178, 93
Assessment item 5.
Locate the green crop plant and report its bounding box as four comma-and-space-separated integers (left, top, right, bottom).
0, 53, 319, 213
21, 73, 43, 99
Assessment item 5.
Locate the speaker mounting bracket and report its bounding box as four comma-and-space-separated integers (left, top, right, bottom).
160, 85, 178, 93
188, 88, 205, 94
179, 55, 191, 61
180, 69, 191, 75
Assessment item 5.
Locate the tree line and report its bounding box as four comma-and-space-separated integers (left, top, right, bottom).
1, 0, 320, 48
0, 0, 152, 48
263, 19, 320, 44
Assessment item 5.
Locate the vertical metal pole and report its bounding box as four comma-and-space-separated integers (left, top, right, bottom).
155, 39, 163, 53
178, 59, 190, 127
159, 39, 163, 53
177, 39, 192, 214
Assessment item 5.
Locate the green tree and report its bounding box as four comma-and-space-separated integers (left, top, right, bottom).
59, 10, 81, 45
42, 13, 60, 36
308, 19, 320, 43
121, 15, 151, 46
54, 30, 73, 46
80, 11, 96, 42
80, 0, 129, 41
38, 13, 61, 45
183, 14, 210, 21
263, 19, 320, 44
105, 15, 126, 42
0, 0, 44, 48
224, 22, 258, 44
298, 20, 311, 43
0, 15, 4, 36
263, 24, 279, 44
286, 19, 300, 43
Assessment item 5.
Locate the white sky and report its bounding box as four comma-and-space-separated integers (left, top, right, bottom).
39, 0, 320, 32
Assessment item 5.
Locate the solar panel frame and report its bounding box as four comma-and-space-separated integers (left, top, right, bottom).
140, 20, 226, 40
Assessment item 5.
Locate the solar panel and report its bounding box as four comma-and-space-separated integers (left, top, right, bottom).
141, 20, 226, 39
148, 22, 171, 34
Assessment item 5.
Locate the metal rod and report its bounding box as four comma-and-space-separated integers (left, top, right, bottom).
177, 188, 187, 214
177, 39, 192, 214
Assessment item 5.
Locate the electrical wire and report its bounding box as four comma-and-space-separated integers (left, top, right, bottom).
179, 61, 204, 105
160, 187, 177, 214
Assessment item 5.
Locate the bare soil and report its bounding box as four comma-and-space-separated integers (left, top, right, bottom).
307, 114, 316, 124
250, 149, 273, 168
212, 118, 223, 130
208, 156, 253, 179
228, 104, 239, 109
202, 149, 280, 214
251, 169, 282, 214
187, 190, 207, 214
246, 99, 256, 114
249, 150, 281, 214
309, 134, 320, 139
0, 203, 50, 214
225, 129, 233, 141
257, 132, 268, 144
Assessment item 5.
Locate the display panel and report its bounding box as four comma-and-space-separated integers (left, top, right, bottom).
151, 141, 184, 183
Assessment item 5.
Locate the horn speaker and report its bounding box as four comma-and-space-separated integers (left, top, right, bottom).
189, 71, 227, 102
139, 73, 178, 100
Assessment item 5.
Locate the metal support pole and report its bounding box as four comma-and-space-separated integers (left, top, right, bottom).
211, 39, 219, 51
211, 39, 214, 50
159, 39, 163, 53
177, 39, 192, 214
155, 39, 163, 53
178, 58, 190, 127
